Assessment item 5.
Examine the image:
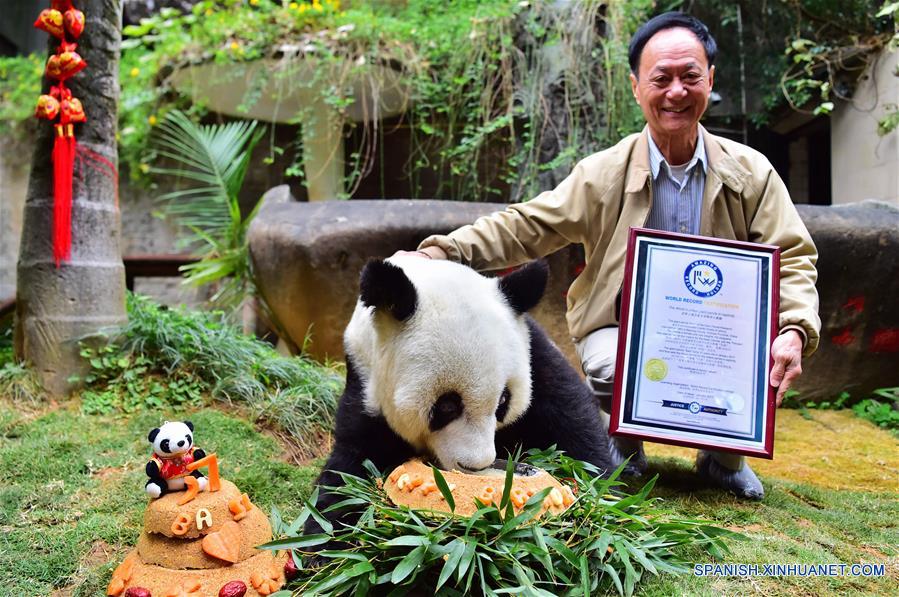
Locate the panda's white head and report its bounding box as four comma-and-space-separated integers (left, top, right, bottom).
148, 421, 195, 457
345, 256, 548, 472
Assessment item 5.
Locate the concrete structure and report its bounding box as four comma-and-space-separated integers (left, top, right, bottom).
0, 133, 31, 301
830, 49, 899, 206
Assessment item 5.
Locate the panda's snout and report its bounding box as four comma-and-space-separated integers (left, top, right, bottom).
456, 461, 491, 473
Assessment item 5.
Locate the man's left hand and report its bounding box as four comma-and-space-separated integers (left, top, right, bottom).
770, 330, 803, 407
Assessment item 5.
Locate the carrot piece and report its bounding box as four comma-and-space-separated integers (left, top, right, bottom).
177, 475, 199, 505
186, 453, 220, 492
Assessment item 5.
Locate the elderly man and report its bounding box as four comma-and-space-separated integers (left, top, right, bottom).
401, 12, 820, 500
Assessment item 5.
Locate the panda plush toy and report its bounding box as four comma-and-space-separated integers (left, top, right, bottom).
307, 256, 612, 533
145, 420, 208, 499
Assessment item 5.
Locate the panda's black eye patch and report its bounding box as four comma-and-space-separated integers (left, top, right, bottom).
496, 387, 511, 422
430, 392, 464, 431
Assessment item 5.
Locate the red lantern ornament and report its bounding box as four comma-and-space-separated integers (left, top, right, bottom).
35, 94, 61, 120
64, 9, 85, 39
60, 96, 86, 123
46, 42, 86, 80
34, 2, 89, 267
34, 9, 65, 39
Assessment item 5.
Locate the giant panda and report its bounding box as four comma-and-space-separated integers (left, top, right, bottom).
307, 256, 612, 534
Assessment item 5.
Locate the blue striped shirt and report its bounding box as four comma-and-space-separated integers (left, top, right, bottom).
644, 132, 708, 235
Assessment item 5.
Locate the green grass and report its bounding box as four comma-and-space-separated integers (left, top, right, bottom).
1, 398, 896, 596
626, 456, 898, 596
0, 402, 320, 596
76, 293, 344, 458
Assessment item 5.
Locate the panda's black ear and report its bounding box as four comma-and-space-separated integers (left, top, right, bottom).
183, 421, 194, 432
148, 428, 160, 443
498, 260, 548, 314
359, 259, 418, 322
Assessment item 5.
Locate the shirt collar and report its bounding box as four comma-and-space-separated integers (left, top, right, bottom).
647, 130, 708, 179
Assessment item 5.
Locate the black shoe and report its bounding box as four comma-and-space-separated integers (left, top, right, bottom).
696, 451, 764, 500
609, 436, 647, 477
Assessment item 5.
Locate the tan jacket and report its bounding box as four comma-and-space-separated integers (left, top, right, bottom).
420, 126, 821, 356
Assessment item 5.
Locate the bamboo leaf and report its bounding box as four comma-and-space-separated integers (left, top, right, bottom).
436, 539, 465, 590
258, 533, 331, 550
431, 465, 456, 512
390, 544, 427, 584
498, 457, 515, 511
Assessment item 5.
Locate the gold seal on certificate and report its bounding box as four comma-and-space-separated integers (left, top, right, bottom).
610, 228, 780, 458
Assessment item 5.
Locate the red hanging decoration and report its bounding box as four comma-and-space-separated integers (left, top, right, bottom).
33, 1, 88, 268
63, 9, 85, 38
52, 123, 76, 265
34, 9, 66, 39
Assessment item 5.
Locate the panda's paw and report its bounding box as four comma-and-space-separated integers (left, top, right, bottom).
146, 483, 162, 499
197, 476, 209, 492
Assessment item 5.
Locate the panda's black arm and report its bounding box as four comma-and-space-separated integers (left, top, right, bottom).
496, 319, 612, 475
190, 448, 207, 478
145, 461, 166, 489
304, 357, 416, 538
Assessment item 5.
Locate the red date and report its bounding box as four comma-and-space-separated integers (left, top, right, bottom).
218, 580, 247, 597
284, 554, 300, 581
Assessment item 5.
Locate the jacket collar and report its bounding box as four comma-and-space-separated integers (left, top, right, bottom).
625, 125, 750, 194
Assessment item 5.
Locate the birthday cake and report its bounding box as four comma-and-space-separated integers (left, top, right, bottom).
106, 422, 287, 597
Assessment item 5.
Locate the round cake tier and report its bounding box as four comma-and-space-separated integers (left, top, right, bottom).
384, 459, 574, 517
137, 506, 272, 569
114, 549, 286, 597
143, 479, 244, 539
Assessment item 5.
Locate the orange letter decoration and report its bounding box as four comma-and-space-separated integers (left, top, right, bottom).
186, 452, 220, 492
177, 475, 199, 506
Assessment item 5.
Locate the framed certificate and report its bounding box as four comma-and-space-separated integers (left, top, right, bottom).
610, 228, 780, 458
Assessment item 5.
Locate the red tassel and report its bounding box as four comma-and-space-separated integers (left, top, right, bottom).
52, 124, 75, 267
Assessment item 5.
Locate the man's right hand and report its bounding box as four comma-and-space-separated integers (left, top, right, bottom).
392, 246, 448, 260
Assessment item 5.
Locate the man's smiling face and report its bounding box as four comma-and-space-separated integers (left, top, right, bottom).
630, 27, 714, 147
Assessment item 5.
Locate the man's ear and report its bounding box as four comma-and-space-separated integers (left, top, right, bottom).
708, 64, 715, 92
630, 72, 639, 102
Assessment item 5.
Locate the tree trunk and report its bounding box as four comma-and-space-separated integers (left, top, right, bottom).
15, 0, 126, 396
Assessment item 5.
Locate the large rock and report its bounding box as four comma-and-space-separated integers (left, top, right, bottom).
793, 201, 899, 398
249, 198, 899, 399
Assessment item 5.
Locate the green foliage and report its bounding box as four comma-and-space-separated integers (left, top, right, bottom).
782, 386, 899, 435
75, 293, 343, 456
852, 387, 899, 432
0, 1, 651, 201
79, 344, 204, 414
802, 390, 852, 411
773, 0, 895, 118
0, 54, 44, 135
151, 109, 265, 309
0, 323, 45, 406
265, 449, 738, 596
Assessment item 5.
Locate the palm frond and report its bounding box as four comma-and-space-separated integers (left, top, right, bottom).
149, 109, 266, 310
151, 110, 263, 237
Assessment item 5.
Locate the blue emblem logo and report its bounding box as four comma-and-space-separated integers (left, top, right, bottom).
684, 260, 723, 297
688, 401, 702, 414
